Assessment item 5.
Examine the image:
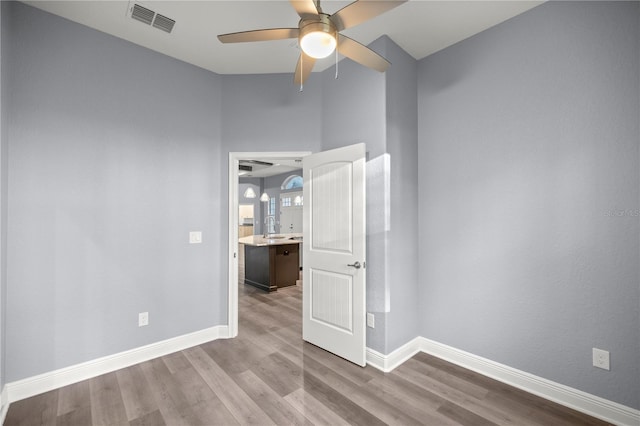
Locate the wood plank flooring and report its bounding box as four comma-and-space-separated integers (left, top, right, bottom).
5, 282, 609, 426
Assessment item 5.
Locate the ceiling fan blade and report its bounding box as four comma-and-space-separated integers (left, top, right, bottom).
289, 0, 319, 19
330, 0, 407, 31
337, 35, 390, 72
218, 28, 299, 44
294, 52, 316, 85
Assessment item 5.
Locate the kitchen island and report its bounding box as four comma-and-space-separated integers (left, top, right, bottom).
238, 234, 302, 292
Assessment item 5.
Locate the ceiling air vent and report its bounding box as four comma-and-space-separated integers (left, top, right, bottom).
130, 4, 176, 34
153, 14, 175, 33
131, 4, 154, 25
244, 160, 274, 167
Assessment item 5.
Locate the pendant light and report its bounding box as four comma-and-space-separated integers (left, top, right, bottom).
243, 187, 256, 198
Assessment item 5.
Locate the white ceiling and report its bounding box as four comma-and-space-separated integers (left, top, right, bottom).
23, 0, 543, 75
239, 158, 303, 178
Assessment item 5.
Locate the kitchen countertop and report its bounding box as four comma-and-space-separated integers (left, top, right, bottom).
239, 233, 303, 247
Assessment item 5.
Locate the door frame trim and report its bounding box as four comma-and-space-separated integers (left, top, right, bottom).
227, 151, 312, 337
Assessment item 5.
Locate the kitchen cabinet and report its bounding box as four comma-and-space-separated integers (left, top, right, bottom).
238, 225, 254, 238
243, 241, 300, 292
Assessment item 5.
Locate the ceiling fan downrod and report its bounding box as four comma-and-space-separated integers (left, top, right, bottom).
300, 54, 304, 92
335, 33, 339, 79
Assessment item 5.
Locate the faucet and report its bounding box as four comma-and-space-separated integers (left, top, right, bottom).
264, 216, 276, 238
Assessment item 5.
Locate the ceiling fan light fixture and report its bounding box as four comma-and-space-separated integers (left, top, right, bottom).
301, 31, 336, 58
299, 17, 336, 59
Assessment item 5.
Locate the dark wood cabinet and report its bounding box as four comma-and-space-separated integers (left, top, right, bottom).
244, 243, 300, 292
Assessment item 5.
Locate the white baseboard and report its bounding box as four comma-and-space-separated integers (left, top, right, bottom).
1, 385, 8, 425
369, 336, 639, 426
6, 325, 229, 404
418, 337, 639, 426
366, 337, 422, 372
4, 330, 638, 426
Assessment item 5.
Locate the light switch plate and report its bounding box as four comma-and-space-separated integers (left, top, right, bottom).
189, 231, 202, 244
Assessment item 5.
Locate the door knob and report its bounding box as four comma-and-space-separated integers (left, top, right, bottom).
347, 261, 361, 269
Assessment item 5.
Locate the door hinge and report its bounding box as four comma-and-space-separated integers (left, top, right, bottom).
234, 252, 237, 258
363, 261, 366, 269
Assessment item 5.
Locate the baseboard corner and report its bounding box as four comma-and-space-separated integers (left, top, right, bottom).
366, 336, 423, 373
365, 347, 387, 372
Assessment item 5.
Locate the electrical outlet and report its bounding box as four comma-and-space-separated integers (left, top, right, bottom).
366, 313, 375, 328
138, 312, 149, 327
592, 348, 610, 370
189, 231, 202, 244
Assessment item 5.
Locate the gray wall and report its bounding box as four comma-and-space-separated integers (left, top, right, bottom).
5, 2, 224, 381
220, 74, 323, 153
417, 1, 639, 409
0, 0, 7, 391
321, 39, 386, 159
380, 37, 419, 353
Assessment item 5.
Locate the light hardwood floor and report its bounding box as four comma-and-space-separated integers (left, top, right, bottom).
5, 281, 608, 425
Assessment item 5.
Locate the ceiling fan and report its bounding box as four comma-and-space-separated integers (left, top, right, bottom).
217, 0, 407, 85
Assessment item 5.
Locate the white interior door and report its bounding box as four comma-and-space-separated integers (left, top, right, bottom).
303, 143, 366, 366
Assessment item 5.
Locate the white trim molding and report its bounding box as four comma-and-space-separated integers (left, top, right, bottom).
370, 336, 639, 426
1, 385, 9, 425
366, 337, 422, 373
417, 337, 640, 426
6, 325, 229, 405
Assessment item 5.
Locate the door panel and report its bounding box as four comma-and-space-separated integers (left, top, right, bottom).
310, 162, 353, 252
310, 269, 353, 332
303, 143, 366, 366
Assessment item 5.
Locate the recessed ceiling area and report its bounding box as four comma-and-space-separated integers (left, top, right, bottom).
239, 158, 303, 178
22, 1, 543, 75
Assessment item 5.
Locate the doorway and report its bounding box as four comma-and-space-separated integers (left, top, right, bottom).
227, 151, 311, 338
228, 145, 367, 367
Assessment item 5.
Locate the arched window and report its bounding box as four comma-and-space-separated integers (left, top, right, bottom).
281, 175, 303, 190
